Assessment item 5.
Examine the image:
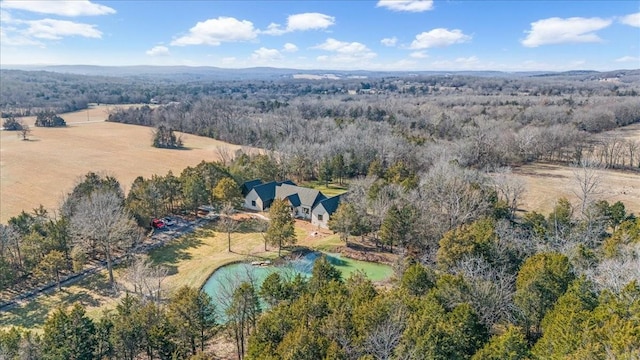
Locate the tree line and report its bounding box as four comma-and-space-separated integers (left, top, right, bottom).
106, 84, 640, 175
1, 156, 638, 358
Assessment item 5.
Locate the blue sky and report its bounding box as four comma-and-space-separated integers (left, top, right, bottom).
1, 0, 638, 71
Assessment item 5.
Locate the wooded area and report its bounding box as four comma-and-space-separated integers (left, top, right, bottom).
1, 68, 639, 359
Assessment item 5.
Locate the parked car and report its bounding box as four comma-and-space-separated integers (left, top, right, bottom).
163, 217, 175, 226
151, 218, 165, 229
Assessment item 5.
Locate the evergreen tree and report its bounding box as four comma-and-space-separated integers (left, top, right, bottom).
471, 325, 530, 360
514, 252, 574, 338
168, 286, 217, 357
41, 304, 96, 360
266, 199, 296, 257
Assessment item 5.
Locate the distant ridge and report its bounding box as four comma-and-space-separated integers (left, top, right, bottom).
1, 64, 638, 81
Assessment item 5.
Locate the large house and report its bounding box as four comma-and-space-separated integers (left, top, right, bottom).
242, 179, 343, 229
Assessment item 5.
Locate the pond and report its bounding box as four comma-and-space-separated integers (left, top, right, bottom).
202, 252, 393, 307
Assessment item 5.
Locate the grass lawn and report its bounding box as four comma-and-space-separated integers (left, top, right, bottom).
0, 271, 120, 331
302, 180, 349, 197
1, 218, 343, 330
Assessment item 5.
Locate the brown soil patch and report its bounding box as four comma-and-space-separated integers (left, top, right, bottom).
1, 105, 254, 223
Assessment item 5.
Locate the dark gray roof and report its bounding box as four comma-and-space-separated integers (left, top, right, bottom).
283, 194, 301, 207
318, 195, 342, 215
241, 179, 263, 196
252, 181, 277, 201
276, 183, 326, 208
251, 180, 298, 203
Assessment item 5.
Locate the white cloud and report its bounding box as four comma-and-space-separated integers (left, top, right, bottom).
23, 18, 102, 39
381, 36, 397, 46
146, 45, 170, 56
283, 43, 298, 52
615, 55, 640, 62
620, 12, 640, 27
1, 9, 13, 22
376, 0, 433, 12
0, 26, 43, 46
313, 38, 376, 64
522, 17, 612, 47
1, 1, 115, 16
171, 17, 257, 46
288, 12, 334, 31
455, 56, 479, 65
251, 47, 282, 61
262, 12, 334, 35
410, 51, 428, 58
409, 28, 471, 49
313, 38, 371, 54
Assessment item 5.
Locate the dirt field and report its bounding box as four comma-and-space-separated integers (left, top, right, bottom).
0, 105, 253, 223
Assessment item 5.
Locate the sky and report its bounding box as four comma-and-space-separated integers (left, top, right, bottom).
0, 0, 639, 71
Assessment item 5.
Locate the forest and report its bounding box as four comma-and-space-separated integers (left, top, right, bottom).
1, 68, 639, 359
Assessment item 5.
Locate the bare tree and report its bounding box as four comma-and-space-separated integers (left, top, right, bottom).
453, 256, 518, 329
18, 124, 31, 141
492, 167, 525, 218
219, 202, 241, 252
626, 140, 639, 168
70, 189, 141, 289
573, 159, 602, 217
363, 306, 407, 360
585, 243, 640, 293
124, 255, 168, 303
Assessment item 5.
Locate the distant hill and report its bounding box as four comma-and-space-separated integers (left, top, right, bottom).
5, 64, 636, 81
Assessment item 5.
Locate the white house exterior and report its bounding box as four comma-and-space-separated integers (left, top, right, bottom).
311, 195, 341, 229
242, 179, 343, 229
243, 189, 264, 211
275, 183, 325, 221
311, 203, 330, 228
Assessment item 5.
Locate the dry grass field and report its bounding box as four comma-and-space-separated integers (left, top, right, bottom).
511, 123, 640, 215
0, 104, 252, 223
511, 163, 639, 215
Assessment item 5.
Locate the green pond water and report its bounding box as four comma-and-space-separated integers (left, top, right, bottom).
202, 252, 393, 311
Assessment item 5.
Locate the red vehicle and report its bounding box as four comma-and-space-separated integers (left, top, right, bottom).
151, 218, 165, 229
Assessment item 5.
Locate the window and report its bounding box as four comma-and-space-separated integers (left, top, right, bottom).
303, 207, 310, 214
317, 214, 323, 221
251, 200, 256, 206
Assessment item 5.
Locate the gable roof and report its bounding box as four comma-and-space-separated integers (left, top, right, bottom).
317, 195, 342, 215
276, 183, 326, 209
241, 179, 263, 196
251, 180, 298, 203
283, 193, 301, 207
251, 181, 277, 201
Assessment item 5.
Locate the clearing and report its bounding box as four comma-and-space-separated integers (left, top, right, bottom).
511, 123, 640, 215
512, 162, 639, 215
0, 104, 253, 223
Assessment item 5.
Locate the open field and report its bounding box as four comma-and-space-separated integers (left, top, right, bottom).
0, 218, 344, 330
512, 123, 640, 215
512, 164, 639, 215
0, 105, 253, 223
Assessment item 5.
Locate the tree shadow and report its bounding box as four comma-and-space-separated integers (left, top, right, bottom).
148, 232, 205, 274
0, 276, 108, 328
1, 299, 53, 328
236, 218, 268, 234
78, 271, 113, 298
325, 255, 348, 267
